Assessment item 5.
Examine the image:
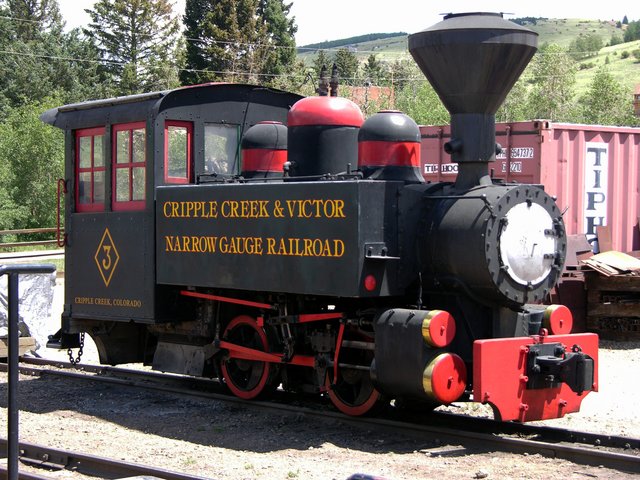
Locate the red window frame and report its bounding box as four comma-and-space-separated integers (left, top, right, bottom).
75, 127, 105, 213
112, 122, 146, 211
164, 120, 193, 184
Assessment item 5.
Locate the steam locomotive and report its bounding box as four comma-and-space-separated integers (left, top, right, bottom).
42, 13, 598, 421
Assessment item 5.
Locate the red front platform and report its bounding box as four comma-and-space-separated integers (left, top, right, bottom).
473, 333, 598, 422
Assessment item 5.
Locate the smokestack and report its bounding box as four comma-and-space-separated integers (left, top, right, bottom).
408, 13, 538, 190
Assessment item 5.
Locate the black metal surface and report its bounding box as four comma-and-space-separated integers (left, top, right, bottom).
526, 343, 595, 394
156, 180, 401, 297
420, 184, 566, 306
408, 13, 539, 189
373, 308, 443, 400
288, 125, 360, 177
408, 12, 538, 114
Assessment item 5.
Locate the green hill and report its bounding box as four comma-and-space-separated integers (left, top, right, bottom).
298, 18, 640, 94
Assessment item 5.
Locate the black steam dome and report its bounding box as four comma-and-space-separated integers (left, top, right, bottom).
408, 13, 538, 189
408, 12, 538, 114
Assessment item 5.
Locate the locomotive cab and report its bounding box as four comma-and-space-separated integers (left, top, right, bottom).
42, 84, 302, 364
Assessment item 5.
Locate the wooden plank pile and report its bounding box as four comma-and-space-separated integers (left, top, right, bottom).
582, 250, 640, 341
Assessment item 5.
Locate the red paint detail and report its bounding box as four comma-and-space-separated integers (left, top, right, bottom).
358, 140, 421, 168
180, 290, 274, 310
333, 323, 345, 382
164, 120, 192, 184
364, 275, 377, 292
75, 127, 106, 213
546, 305, 573, 334
242, 149, 287, 173
220, 315, 271, 400
288, 96, 364, 127
473, 333, 599, 422
220, 340, 315, 368
297, 313, 343, 323
112, 122, 146, 212
325, 372, 382, 416
427, 310, 457, 348
427, 353, 467, 404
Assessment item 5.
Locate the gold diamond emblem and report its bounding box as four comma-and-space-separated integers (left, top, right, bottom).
95, 228, 120, 287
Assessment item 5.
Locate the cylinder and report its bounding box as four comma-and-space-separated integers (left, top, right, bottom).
287, 96, 364, 177
358, 110, 423, 183
372, 308, 464, 403
241, 121, 287, 179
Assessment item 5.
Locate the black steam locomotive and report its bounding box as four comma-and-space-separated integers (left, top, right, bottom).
43, 13, 597, 421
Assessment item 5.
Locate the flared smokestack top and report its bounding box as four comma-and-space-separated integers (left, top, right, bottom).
409, 13, 538, 190
408, 12, 538, 114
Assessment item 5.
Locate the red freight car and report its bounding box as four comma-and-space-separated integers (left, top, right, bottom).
421, 121, 640, 253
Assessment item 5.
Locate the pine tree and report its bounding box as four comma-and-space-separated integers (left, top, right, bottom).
257, 0, 297, 87
84, 0, 180, 95
312, 50, 331, 79
333, 48, 359, 86
181, 0, 297, 86
0, 0, 109, 116
7, 0, 63, 40
180, 0, 209, 85
363, 54, 384, 85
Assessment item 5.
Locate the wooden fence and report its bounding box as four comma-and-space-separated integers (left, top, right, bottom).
0, 228, 58, 249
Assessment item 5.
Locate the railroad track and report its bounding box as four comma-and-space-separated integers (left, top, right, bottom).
0, 437, 210, 480
2, 357, 639, 476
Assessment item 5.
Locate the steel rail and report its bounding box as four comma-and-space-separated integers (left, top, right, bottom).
4, 357, 640, 474
0, 438, 210, 480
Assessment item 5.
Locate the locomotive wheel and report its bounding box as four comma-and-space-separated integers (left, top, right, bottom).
325, 329, 385, 416
220, 315, 279, 400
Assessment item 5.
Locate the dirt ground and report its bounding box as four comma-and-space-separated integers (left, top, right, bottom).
0, 279, 638, 479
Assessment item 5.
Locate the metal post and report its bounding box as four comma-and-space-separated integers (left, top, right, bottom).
7, 272, 18, 480
1, 264, 56, 480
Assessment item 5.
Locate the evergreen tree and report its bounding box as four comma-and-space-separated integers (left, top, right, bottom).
7, 0, 63, 40
312, 49, 331, 79
363, 54, 384, 85
180, 0, 209, 85
257, 0, 297, 87
182, 0, 298, 86
333, 48, 359, 85
181, 0, 269, 84
0, 1, 110, 117
84, 0, 180, 95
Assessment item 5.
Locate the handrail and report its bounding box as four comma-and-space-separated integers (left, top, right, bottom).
57, 179, 67, 248
0, 264, 56, 480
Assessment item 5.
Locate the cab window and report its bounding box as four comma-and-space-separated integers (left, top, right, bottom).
113, 122, 146, 211
75, 127, 105, 212
204, 124, 240, 175
164, 121, 192, 184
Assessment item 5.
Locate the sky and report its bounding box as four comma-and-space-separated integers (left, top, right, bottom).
58, 0, 638, 46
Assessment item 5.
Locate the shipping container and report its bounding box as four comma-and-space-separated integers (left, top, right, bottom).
420, 121, 640, 253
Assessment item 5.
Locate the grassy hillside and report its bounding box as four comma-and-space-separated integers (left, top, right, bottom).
298, 18, 640, 94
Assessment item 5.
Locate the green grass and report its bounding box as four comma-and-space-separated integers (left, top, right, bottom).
574, 40, 640, 93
